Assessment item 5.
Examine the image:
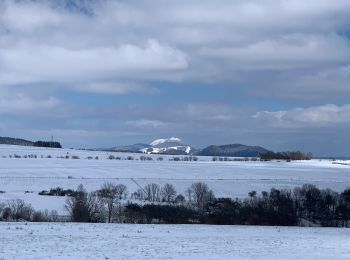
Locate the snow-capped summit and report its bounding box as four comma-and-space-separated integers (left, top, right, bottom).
150, 137, 182, 147
112, 137, 195, 155
140, 137, 193, 155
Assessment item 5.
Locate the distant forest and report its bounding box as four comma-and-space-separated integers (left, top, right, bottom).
0, 136, 62, 148
0, 137, 33, 146
260, 151, 312, 161
33, 141, 62, 148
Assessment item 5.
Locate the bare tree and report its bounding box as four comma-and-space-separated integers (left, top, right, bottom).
32, 209, 60, 222
7, 199, 33, 221
185, 188, 193, 203
115, 184, 128, 200
97, 182, 121, 223
131, 189, 145, 201
144, 183, 161, 202
161, 183, 177, 203
87, 191, 104, 222
188, 182, 215, 210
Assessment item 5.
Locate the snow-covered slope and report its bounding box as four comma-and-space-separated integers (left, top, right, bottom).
111, 137, 193, 155
141, 137, 193, 155
150, 137, 182, 146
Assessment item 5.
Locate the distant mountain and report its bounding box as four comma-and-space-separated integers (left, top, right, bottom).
0, 136, 33, 146
111, 139, 269, 157
112, 137, 194, 155
141, 137, 193, 155
197, 144, 270, 157
111, 143, 149, 153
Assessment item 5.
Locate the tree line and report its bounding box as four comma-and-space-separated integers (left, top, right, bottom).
259, 151, 312, 161
64, 182, 350, 227
1, 182, 349, 227
33, 141, 62, 148
0, 136, 62, 148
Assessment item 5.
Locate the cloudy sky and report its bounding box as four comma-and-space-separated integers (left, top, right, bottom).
1, 0, 350, 156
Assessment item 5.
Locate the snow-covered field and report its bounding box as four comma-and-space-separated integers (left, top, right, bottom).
0, 144, 349, 214
0, 222, 349, 259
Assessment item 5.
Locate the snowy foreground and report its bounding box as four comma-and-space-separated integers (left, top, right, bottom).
0, 222, 349, 260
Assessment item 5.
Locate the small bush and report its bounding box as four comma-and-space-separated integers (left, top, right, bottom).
39, 187, 76, 197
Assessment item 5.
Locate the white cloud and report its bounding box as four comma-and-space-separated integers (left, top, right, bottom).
126, 119, 165, 129
295, 66, 350, 94
1, 0, 350, 96
0, 95, 60, 114
200, 34, 350, 70
74, 82, 159, 95
254, 104, 350, 127
0, 39, 188, 86
1, 0, 62, 33
184, 104, 237, 121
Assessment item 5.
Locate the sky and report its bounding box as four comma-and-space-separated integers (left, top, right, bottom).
0, 0, 350, 156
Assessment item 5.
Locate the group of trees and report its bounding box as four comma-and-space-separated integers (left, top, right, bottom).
65, 183, 128, 223
123, 204, 198, 224
0, 199, 33, 221
64, 183, 350, 227
1, 182, 349, 227
259, 151, 312, 161
131, 182, 214, 208
33, 141, 62, 148
65, 182, 215, 223
209, 184, 350, 226
0, 199, 58, 222
212, 157, 259, 162
132, 183, 178, 203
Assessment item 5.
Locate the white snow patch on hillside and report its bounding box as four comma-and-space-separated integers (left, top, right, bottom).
150, 137, 182, 146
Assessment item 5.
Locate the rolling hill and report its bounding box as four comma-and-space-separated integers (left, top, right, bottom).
197, 144, 270, 157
